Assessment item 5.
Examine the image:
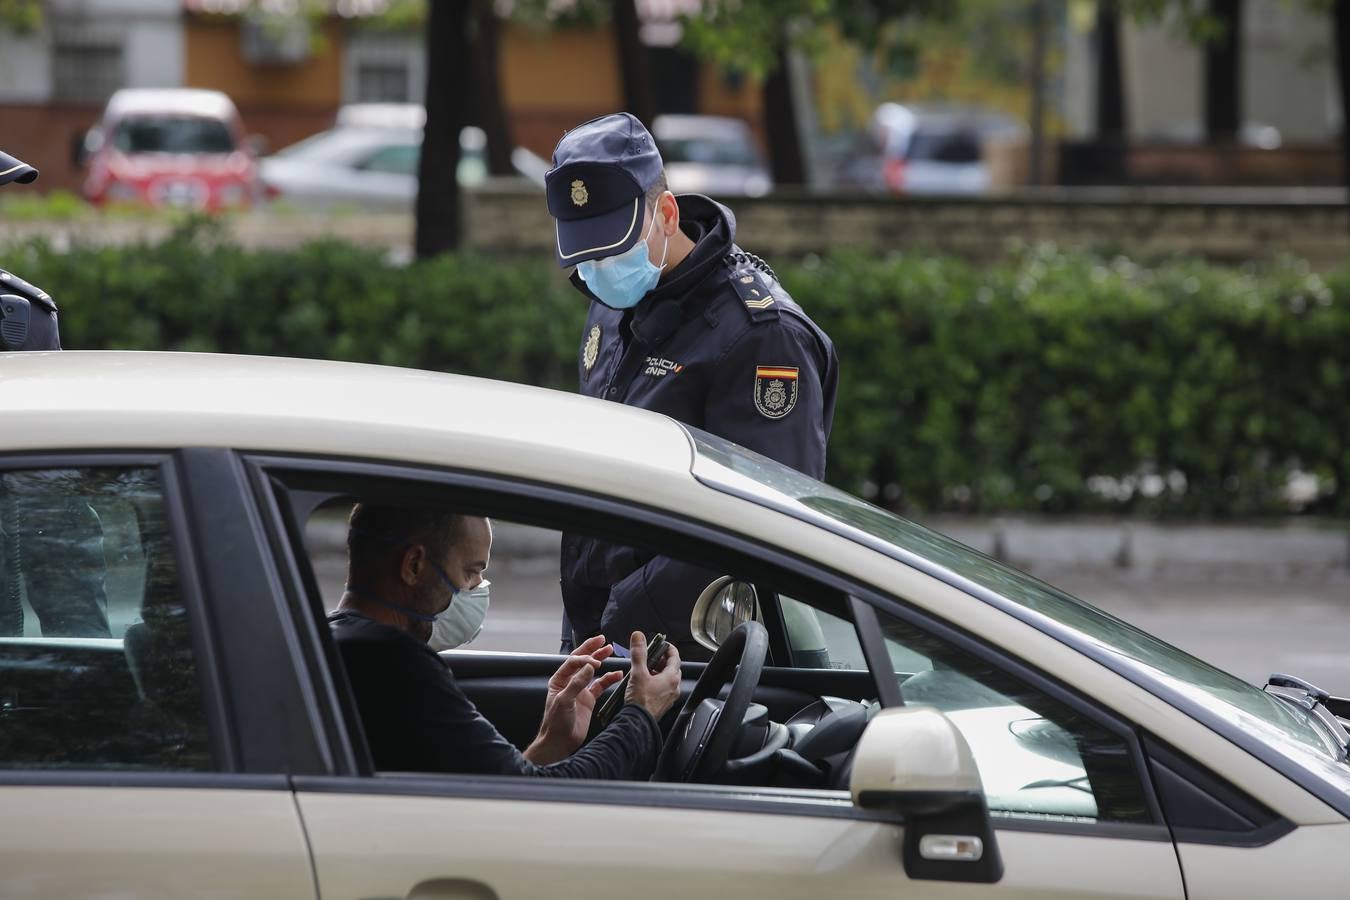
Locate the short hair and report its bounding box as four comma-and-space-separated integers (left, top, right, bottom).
346, 503, 471, 576
645, 169, 669, 210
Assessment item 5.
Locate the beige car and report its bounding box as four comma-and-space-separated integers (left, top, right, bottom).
2, 351, 1348, 899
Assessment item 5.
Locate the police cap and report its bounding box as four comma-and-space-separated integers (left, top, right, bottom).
545, 112, 664, 268
0, 151, 37, 186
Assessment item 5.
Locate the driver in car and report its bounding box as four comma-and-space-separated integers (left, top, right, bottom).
329, 504, 682, 778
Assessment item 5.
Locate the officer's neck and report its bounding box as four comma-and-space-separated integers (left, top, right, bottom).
659, 226, 697, 280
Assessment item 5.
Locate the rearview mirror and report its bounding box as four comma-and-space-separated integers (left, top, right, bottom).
851, 707, 1003, 884
689, 577, 759, 651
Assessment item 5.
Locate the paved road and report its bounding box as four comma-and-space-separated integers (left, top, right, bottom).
311, 521, 1350, 692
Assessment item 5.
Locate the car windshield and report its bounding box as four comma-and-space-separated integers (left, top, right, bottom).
686, 428, 1346, 770
907, 130, 982, 164
114, 116, 235, 154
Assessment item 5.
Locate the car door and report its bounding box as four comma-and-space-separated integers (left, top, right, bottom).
782, 591, 1186, 898
249, 457, 1185, 900
0, 454, 315, 898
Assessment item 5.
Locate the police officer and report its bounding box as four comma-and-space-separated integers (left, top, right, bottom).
544, 113, 838, 658
0, 151, 60, 353
0, 151, 108, 638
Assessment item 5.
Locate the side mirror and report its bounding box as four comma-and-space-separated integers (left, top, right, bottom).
689, 577, 759, 651
72, 128, 101, 169
851, 707, 1003, 884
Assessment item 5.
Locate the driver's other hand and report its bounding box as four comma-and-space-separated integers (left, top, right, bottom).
625, 630, 681, 720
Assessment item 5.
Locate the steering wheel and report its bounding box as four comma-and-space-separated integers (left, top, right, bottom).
653, 621, 768, 783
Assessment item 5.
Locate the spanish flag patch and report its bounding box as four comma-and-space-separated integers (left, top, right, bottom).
753, 366, 800, 419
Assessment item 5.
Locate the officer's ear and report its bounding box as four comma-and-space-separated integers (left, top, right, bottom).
655, 191, 679, 236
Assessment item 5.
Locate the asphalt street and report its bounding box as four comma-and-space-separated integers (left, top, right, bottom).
309, 520, 1350, 693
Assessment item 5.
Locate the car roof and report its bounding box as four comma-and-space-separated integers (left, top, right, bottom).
336, 103, 426, 130
0, 352, 694, 493
105, 89, 239, 122
652, 114, 753, 141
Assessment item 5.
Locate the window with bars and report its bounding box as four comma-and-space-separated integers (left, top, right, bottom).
51, 27, 125, 104
356, 61, 412, 103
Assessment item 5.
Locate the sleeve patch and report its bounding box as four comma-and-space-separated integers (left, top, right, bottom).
753, 365, 799, 418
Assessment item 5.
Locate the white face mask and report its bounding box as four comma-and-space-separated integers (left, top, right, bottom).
428, 579, 490, 652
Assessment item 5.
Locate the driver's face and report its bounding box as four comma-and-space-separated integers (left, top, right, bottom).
408, 518, 491, 643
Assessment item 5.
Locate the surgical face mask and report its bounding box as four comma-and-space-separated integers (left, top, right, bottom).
576, 211, 668, 310
429, 578, 490, 652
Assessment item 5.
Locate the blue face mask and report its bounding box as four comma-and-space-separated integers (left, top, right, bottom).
576, 211, 669, 310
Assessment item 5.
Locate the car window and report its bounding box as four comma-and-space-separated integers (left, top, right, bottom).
113, 115, 236, 154
0, 467, 212, 770
658, 136, 759, 166
359, 144, 420, 176
779, 594, 867, 670
872, 606, 1149, 823
907, 130, 982, 163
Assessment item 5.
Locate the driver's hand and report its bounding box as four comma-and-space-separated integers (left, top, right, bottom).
625, 630, 681, 720
524, 635, 624, 766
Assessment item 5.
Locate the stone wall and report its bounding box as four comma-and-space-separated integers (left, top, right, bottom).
465, 185, 1350, 269
4, 186, 1349, 268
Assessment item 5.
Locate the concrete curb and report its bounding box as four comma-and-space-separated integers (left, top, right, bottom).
922, 516, 1350, 583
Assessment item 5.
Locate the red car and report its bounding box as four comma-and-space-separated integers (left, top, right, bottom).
82, 89, 263, 212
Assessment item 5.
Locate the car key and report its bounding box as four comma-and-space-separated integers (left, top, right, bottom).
592, 632, 668, 735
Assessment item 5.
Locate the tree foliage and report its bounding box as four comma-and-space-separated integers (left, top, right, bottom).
0, 0, 42, 33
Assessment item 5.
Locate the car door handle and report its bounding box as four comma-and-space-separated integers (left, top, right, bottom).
405, 878, 500, 900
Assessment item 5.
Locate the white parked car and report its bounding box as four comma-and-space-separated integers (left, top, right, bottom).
652, 114, 772, 197
869, 103, 1026, 196
2, 350, 1347, 898
259, 103, 545, 210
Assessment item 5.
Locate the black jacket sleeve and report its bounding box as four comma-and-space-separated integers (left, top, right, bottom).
338, 632, 661, 779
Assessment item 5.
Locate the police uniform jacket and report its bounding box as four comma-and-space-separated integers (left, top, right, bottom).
561, 194, 838, 655
0, 268, 60, 352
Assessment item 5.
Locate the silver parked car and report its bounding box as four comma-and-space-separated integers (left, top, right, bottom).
259, 103, 545, 210
868, 102, 1026, 196
651, 114, 773, 197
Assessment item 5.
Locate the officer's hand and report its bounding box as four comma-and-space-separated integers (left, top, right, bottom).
625, 630, 682, 720
525, 635, 624, 765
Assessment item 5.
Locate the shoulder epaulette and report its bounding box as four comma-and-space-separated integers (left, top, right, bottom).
725, 252, 780, 322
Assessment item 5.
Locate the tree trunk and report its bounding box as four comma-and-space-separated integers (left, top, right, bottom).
416, 0, 471, 259
1028, 0, 1048, 186
469, 0, 514, 176
1334, 0, 1350, 209
1095, 0, 1126, 140
762, 42, 806, 186
1204, 0, 1243, 143
613, 0, 656, 127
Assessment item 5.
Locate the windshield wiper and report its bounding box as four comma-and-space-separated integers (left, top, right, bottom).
1264, 673, 1350, 759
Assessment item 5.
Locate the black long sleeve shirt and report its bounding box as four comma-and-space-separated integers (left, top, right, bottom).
329, 610, 661, 779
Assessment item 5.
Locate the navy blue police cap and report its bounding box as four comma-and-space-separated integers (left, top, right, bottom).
545, 112, 664, 267
0, 151, 37, 186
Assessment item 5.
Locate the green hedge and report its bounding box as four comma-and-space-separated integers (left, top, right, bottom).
5, 220, 1348, 516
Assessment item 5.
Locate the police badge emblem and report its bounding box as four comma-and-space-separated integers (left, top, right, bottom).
582, 324, 601, 373
753, 366, 799, 419
570, 179, 589, 207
